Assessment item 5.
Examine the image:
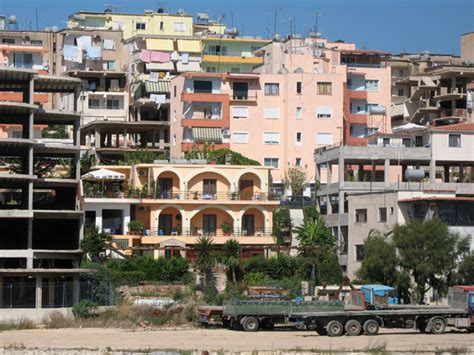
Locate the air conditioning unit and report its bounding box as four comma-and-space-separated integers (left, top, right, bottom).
138, 169, 147, 176
222, 129, 230, 136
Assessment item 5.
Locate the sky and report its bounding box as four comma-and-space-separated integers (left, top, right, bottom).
1, 0, 473, 55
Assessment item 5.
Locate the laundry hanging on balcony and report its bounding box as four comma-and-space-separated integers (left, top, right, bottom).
86, 46, 102, 60
63, 45, 82, 63
192, 127, 223, 142
76, 36, 92, 50
150, 51, 170, 63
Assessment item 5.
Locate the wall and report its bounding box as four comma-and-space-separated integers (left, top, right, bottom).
431, 131, 474, 162
461, 32, 474, 63
85, 202, 131, 233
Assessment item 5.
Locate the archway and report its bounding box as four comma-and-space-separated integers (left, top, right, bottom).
156, 171, 181, 199
238, 172, 262, 200
190, 207, 234, 237
240, 207, 266, 236
187, 171, 232, 200
157, 206, 183, 236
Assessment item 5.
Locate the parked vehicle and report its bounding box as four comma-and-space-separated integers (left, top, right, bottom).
361, 284, 399, 309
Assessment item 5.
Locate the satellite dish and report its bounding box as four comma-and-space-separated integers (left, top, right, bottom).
8, 15, 17, 24
273, 33, 281, 42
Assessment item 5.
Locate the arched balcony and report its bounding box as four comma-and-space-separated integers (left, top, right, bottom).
189, 207, 234, 237
187, 171, 231, 200
156, 171, 181, 199
240, 207, 267, 236
238, 172, 262, 200
157, 206, 183, 236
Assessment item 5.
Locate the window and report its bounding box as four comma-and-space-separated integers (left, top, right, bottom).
88, 98, 101, 109
449, 134, 461, 147
206, 45, 227, 55
415, 136, 423, 147
203, 179, 217, 195
379, 207, 387, 222
232, 106, 248, 119
230, 67, 240, 72
12, 131, 22, 138
173, 86, 177, 98
355, 209, 367, 223
193, 80, 212, 93
159, 21, 164, 30
365, 79, 379, 91
135, 22, 146, 30
296, 81, 302, 94
13, 53, 33, 68
317, 82, 332, 95
397, 88, 404, 96
174, 22, 186, 32
103, 60, 115, 70
264, 132, 280, 145
232, 132, 249, 144
402, 138, 411, 147
316, 107, 332, 119
296, 107, 303, 119
205, 67, 216, 73
233, 82, 248, 99
264, 107, 280, 119
383, 137, 390, 146
264, 83, 279, 95
31, 39, 43, 46
106, 99, 121, 110
296, 132, 302, 144
2, 38, 15, 44
355, 245, 364, 261
264, 158, 279, 168
316, 133, 333, 145
295, 158, 302, 166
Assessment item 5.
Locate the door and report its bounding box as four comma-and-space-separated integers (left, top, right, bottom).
233, 82, 248, 100
242, 214, 255, 236
158, 214, 173, 235
415, 136, 423, 147
239, 179, 253, 200
203, 179, 217, 199
159, 178, 173, 198
203, 214, 217, 235
102, 209, 123, 234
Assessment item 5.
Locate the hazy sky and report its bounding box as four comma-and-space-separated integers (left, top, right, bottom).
1, 0, 473, 54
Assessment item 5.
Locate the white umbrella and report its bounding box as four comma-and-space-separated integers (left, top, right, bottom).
392, 123, 428, 133
81, 168, 125, 181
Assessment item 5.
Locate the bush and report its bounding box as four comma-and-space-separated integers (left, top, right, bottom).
242, 255, 299, 280
73, 300, 99, 318
43, 311, 72, 329
243, 271, 269, 286
127, 220, 144, 234
172, 288, 185, 302
204, 287, 225, 305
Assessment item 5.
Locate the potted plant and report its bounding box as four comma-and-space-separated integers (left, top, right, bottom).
221, 221, 233, 236
231, 191, 238, 200
112, 184, 124, 198
128, 220, 144, 235
83, 181, 94, 197
193, 191, 199, 200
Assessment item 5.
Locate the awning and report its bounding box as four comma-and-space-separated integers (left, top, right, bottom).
177, 39, 202, 53
145, 62, 174, 71
146, 38, 174, 51
392, 123, 428, 133
192, 127, 223, 141
81, 168, 125, 181
145, 80, 171, 94
177, 62, 201, 72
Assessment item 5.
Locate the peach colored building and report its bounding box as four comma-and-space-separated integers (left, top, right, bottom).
83, 163, 278, 260
170, 37, 391, 192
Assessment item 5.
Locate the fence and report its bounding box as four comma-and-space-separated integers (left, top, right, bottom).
0, 281, 116, 309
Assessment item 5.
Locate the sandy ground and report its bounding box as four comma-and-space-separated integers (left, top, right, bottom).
0, 327, 473, 353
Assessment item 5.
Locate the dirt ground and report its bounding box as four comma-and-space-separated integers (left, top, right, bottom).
0, 327, 472, 353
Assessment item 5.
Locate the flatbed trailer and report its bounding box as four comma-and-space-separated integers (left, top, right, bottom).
291, 307, 471, 336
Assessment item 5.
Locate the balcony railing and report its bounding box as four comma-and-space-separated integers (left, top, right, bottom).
345, 63, 386, 68
146, 227, 273, 238
85, 190, 279, 201
204, 50, 257, 57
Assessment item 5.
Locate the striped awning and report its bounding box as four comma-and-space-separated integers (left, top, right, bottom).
145, 80, 171, 94
192, 127, 223, 141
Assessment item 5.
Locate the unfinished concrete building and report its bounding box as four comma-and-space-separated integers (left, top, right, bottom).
0, 67, 84, 310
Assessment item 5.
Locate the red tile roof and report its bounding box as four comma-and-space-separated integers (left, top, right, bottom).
431, 122, 474, 132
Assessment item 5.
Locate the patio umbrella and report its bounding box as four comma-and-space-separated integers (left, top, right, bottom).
81, 168, 125, 181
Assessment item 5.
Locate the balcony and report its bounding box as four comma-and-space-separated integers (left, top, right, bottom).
345, 113, 368, 124
202, 51, 263, 65
181, 142, 230, 150
181, 92, 229, 103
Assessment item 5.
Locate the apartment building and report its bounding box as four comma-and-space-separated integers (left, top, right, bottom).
314, 122, 474, 277
0, 67, 84, 309
83, 163, 278, 260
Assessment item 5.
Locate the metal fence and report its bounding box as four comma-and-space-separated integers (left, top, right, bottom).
0, 281, 116, 309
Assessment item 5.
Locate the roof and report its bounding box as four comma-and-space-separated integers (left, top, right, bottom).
398, 197, 474, 203
362, 284, 395, 291
341, 49, 389, 55
431, 122, 474, 132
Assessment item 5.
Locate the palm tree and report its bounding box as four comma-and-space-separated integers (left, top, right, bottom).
195, 236, 216, 289
222, 239, 241, 284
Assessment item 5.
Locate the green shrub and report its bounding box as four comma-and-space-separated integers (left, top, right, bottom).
73, 300, 99, 318
243, 271, 270, 286
172, 288, 185, 302
127, 220, 144, 234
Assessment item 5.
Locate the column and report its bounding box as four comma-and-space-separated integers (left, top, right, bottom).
430, 159, 436, 184
327, 162, 332, 184
444, 165, 450, 183
315, 163, 321, 182
122, 128, 128, 148
94, 128, 101, 148
384, 159, 390, 188
27, 218, 33, 269
152, 130, 157, 148
73, 275, 80, 305
48, 278, 55, 308
327, 195, 333, 214
338, 155, 345, 188
0, 276, 3, 308
35, 276, 43, 309
338, 190, 345, 214
233, 218, 241, 236
459, 164, 464, 182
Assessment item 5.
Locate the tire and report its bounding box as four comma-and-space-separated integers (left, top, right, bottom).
416, 318, 427, 333
345, 319, 362, 336
230, 318, 240, 330
315, 326, 328, 336
429, 317, 446, 334
242, 316, 259, 332
326, 320, 344, 337
363, 319, 380, 336
260, 318, 274, 330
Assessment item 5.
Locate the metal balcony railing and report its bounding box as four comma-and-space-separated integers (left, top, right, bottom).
145, 227, 273, 238
85, 191, 278, 201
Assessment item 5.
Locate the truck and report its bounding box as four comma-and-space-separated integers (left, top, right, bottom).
217, 286, 473, 336
361, 284, 398, 309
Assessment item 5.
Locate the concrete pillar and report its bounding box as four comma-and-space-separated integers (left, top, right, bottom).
430, 159, 436, 184
384, 159, 390, 188
444, 165, 450, 183
0, 276, 3, 308
35, 276, 43, 309
233, 217, 241, 236
327, 195, 332, 214
152, 130, 157, 148
48, 278, 55, 307
122, 128, 128, 148
73, 275, 80, 305
327, 163, 332, 184
315, 163, 321, 182
338, 190, 345, 214
338, 155, 345, 188
27, 218, 33, 269
94, 129, 101, 148
459, 164, 464, 182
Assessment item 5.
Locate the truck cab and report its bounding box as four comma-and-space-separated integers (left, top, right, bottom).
361, 284, 399, 309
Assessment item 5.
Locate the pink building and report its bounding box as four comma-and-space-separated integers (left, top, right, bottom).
170, 37, 391, 191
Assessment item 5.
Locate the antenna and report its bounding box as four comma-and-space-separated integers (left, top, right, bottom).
273, 8, 277, 35
35, 8, 39, 31
104, 4, 123, 13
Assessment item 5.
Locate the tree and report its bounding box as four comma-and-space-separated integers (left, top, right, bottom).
80, 153, 96, 175
456, 252, 474, 285
195, 236, 217, 290
357, 231, 398, 286
80, 227, 112, 263
222, 239, 241, 284
272, 207, 292, 245
42, 125, 69, 139
119, 149, 164, 165
393, 218, 469, 303
282, 164, 308, 196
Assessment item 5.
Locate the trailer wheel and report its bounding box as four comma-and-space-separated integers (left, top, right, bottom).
326, 320, 344, 337
428, 317, 446, 334
315, 326, 327, 336
242, 316, 259, 332
363, 319, 379, 336
260, 318, 274, 330
345, 319, 362, 336
230, 318, 240, 330
416, 318, 427, 333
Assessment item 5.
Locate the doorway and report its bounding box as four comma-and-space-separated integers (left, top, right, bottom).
242, 214, 255, 236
